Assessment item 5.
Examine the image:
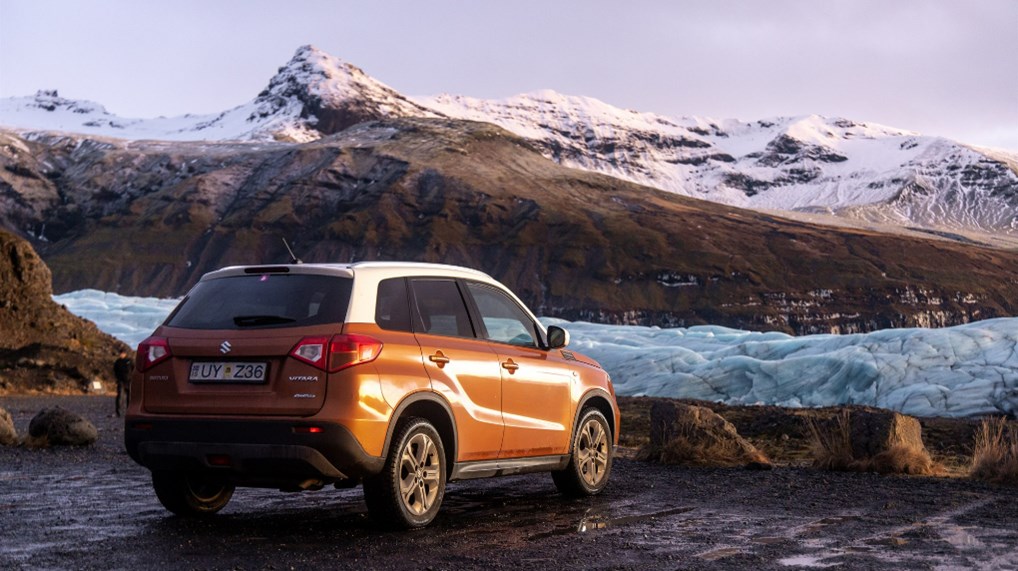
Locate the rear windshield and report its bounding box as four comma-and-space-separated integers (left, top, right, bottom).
165, 274, 353, 330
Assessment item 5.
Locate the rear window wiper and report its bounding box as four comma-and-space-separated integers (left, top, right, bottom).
232, 315, 297, 326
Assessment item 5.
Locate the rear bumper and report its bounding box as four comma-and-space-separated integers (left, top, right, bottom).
125, 417, 384, 486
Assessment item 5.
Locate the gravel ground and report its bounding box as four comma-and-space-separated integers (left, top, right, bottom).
2, 395, 1017, 571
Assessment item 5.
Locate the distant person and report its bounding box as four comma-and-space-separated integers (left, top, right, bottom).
113, 351, 133, 417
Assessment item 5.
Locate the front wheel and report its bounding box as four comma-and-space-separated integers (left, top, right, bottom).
552, 408, 613, 496
152, 471, 234, 517
363, 417, 446, 529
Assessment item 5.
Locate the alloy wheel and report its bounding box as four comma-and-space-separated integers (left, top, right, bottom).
398, 432, 441, 516
577, 417, 609, 487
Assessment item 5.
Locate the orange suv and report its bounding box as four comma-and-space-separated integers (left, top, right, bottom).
125, 262, 618, 528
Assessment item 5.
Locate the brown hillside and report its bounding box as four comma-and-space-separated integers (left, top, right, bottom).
1, 119, 1017, 333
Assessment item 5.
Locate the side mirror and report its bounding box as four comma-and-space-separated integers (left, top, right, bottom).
547, 325, 570, 349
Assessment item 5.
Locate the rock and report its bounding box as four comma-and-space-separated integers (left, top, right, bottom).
0, 407, 17, 445
24, 406, 98, 447
0, 230, 130, 394
0, 228, 53, 300
643, 401, 771, 469
808, 408, 934, 475
848, 409, 926, 460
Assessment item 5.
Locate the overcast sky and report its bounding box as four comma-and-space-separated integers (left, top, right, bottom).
1, 0, 1016, 150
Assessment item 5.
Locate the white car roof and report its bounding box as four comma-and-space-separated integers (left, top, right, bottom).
202, 261, 495, 283
198, 261, 538, 327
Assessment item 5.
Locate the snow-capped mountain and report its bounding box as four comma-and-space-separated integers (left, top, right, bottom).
247, 45, 441, 140
1, 45, 1015, 236
0, 46, 439, 142
422, 92, 1018, 236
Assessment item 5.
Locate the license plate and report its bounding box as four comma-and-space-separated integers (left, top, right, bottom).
189, 361, 268, 383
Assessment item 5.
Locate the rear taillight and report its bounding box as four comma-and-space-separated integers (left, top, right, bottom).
137, 336, 172, 372
289, 336, 329, 368
329, 334, 383, 371
289, 334, 382, 373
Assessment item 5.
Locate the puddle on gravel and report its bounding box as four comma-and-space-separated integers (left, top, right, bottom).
529, 506, 695, 539
796, 514, 864, 536
778, 554, 841, 568
697, 547, 744, 561
752, 536, 787, 545
776, 498, 1017, 570
0, 466, 159, 563
580, 506, 696, 532
937, 523, 984, 550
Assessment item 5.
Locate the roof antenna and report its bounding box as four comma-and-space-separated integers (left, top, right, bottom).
282, 238, 303, 264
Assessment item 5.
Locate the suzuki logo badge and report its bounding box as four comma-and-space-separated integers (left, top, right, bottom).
220, 341, 232, 354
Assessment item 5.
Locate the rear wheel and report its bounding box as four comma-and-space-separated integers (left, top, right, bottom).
553, 408, 613, 496
152, 471, 234, 517
364, 417, 446, 529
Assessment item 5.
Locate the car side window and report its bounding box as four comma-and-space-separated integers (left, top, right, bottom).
375, 278, 412, 332
410, 279, 476, 338
465, 282, 537, 348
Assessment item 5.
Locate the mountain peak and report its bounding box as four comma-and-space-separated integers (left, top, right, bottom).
248, 45, 439, 137
266, 44, 370, 99
0, 89, 123, 134
25, 89, 109, 115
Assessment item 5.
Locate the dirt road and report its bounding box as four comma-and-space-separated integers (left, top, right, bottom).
2, 396, 1016, 570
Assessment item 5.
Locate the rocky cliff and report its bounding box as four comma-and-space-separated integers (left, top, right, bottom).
0, 230, 130, 394
1, 119, 1016, 335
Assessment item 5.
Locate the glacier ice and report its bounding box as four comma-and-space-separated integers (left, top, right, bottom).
54, 289, 1017, 418
54, 289, 180, 349
540, 318, 1018, 418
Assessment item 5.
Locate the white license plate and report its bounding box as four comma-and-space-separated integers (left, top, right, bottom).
189, 361, 268, 383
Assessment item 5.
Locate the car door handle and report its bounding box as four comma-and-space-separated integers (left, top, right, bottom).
501, 358, 519, 373
429, 351, 450, 368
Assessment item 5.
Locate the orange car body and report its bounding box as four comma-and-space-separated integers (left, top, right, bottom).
126, 262, 618, 507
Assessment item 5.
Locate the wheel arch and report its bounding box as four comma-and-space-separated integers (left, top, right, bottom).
575, 389, 617, 445
383, 391, 458, 477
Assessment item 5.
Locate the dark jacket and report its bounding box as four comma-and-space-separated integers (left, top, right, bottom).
114, 357, 133, 384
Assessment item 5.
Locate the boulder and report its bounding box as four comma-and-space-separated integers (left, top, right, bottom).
643, 401, 771, 469
848, 409, 926, 459
0, 230, 130, 394
808, 408, 934, 475
24, 406, 97, 447
0, 407, 17, 445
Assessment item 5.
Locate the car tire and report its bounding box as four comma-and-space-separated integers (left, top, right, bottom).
364, 417, 447, 529
552, 408, 613, 497
152, 471, 235, 517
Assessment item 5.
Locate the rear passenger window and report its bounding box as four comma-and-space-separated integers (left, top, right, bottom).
410, 279, 475, 338
375, 278, 412, 332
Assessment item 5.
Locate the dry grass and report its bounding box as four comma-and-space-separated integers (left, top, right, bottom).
869, 445, 937, 475
620, 397, 982, 474
641, 422, 770, 468
806, 411, 854, 470
970, 417, 1018, 486
660, 433, 739, 467
805, 411, 937, 475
